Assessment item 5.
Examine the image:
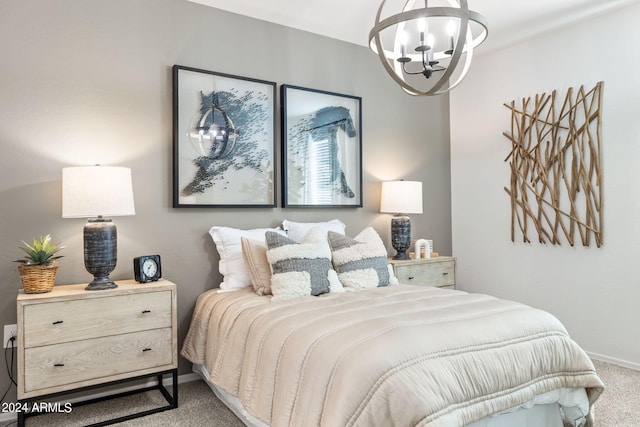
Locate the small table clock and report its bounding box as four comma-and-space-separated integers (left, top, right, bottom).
133, 255, 162, 283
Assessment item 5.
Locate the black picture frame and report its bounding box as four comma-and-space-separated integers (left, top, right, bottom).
173, 65, 276, 207
281, 85, 362, 208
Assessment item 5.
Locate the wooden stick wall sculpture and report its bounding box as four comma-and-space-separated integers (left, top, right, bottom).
503, 81, 603, 247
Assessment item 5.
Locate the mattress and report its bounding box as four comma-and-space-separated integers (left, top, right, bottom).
182, 285, 603, 426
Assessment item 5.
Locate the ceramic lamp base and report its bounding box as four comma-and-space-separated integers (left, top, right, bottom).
84, 218, 118, 290
391, 215, 411, 260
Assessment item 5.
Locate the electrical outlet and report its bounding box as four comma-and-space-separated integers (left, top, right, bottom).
4, 324, 17, 348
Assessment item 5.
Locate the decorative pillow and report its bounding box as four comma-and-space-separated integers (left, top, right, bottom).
282, 219, 346, 242
266, 228, 343, 301
209, 226, 285, 291
241, 237, 272, 295
328, 227, 399, 290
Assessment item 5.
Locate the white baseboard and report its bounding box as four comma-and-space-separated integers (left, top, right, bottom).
586, 351, 640, 371
0, 371, 200, 423
588, 351, 640, 371
178, 372, 201, 384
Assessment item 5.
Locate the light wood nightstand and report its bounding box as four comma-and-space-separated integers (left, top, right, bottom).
16, 279, 177, 426
389, 256, 456, 289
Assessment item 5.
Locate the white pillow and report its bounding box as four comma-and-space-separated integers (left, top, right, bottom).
209, 226, 285, 291
281, 219, 346, 242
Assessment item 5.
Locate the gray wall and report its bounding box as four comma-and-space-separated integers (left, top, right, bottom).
0, 0, 451, 404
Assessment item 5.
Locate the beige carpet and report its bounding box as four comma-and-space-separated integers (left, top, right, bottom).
591, 360, 640, 426
2, 360, 638, 427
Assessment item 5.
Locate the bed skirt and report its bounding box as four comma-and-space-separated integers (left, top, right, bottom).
192, 364, 588, 427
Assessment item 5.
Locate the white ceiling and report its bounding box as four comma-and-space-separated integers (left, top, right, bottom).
188, 0, 638, 53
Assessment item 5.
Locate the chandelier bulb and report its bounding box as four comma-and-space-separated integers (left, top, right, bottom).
447, 20, 456, 36
418, 18, 426, 32
400, 30, 408, 58
426, 33, 434, 49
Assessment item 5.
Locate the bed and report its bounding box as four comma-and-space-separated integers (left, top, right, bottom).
181, 222, 604, 427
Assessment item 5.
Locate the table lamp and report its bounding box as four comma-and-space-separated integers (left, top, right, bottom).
62, 165, 135, 290
380, 180, 423, 260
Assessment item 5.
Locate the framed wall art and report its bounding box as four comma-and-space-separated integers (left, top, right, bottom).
173, 65, 276, 207
281, 84, 362, 208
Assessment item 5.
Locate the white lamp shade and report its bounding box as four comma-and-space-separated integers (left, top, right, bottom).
62, 166, 135, 218
380, 180, 423, 214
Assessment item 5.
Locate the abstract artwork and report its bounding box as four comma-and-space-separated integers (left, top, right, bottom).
173, 65, 276, 207
503, 81, 603, 247
281, 85, 362, 208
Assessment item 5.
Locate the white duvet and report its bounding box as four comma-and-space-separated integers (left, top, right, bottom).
182, 285, 603, 427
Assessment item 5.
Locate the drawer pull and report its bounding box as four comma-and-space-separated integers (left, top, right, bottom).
408, 276, 414, 280
443, 272, 449, 276
143, 348, 152, 352
54, 363, 65, 367
142, 310, 151, 314
52, 320, 64, 325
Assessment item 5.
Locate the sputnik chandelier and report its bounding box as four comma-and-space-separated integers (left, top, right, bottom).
369, 0, 488, 96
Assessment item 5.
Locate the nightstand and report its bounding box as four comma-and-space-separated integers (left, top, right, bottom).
16, 279, 178, 426
389, 256, 456, 289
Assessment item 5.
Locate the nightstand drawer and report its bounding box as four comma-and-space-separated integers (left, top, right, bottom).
23, 290, 172, 348
24, 327, 173, 393
393, 259, 455, 287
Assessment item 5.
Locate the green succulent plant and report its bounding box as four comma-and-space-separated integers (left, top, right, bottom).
14, 235, 64, 266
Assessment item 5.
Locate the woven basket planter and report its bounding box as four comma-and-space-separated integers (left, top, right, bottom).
18, 263, 58, 294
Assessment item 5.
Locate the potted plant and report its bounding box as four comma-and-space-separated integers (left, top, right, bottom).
14, 235, 64, 293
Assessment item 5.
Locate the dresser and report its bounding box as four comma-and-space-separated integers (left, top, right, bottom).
16, 279, 177, 425
389, 256, 456, 289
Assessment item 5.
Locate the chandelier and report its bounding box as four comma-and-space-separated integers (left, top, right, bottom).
369, 0, 488, 96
